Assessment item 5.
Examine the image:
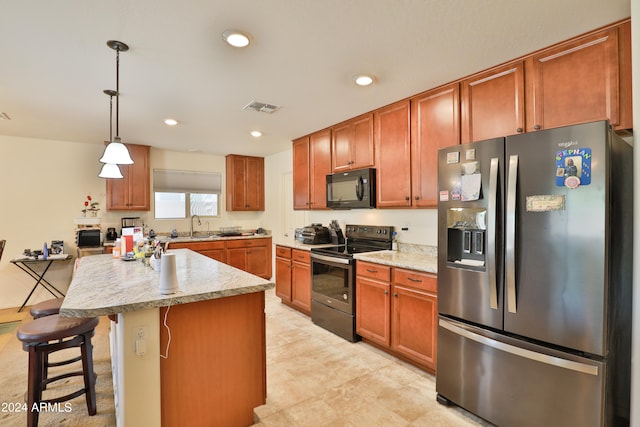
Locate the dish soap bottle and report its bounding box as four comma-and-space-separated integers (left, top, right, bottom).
43, 242, 48, 260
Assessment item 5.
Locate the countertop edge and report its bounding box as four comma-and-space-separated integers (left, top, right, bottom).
60, 282, 275, 317
354, 251, 438, 274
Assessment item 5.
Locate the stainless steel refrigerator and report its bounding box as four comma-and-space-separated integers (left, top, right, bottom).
436, 120, 632, 426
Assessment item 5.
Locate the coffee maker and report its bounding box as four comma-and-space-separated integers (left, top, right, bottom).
106, 227, 118, 241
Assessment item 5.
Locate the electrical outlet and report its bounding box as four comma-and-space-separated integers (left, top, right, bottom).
133, 326, 148, 356
134, 326, 147, 340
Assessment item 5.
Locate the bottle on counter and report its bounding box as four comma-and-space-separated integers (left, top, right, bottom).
42, 242, 48, 260
112, 238, 121, 258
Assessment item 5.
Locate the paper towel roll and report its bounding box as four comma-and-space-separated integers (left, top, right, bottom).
159, 253, 179, 295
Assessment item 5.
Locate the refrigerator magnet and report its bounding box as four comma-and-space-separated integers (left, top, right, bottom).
439, 190, 449, 202
447, 151, 460, 164
555, 148, 592, 188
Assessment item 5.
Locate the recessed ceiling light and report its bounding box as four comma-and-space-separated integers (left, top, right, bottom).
164, 118, 178, 126
250, 130, 262, 138
222, 30, 251, 48
353, 74, 375, 86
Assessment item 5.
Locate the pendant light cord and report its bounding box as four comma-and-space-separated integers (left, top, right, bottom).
115, 47, 120, 138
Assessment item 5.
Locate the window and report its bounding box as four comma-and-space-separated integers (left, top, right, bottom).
153, 170, 222, 219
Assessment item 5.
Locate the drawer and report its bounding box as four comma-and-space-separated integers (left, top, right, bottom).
356, 261, 391, 282
226, 238, 269, 248
291, 249, 310, 264
393, 268, 437, 293
275, 245, 292, 258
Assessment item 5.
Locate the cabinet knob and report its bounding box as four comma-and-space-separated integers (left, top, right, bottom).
414, 196, 420, 200
534, 124, 541, 131
516, 127, 523, 133
394, 293, 398, 298
405, 196, 410, 201
384, 290, 388, 295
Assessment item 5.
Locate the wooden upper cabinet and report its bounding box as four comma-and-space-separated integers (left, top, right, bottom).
331, 113, 374, 172
292, 137, 310, 210
375, 100, 411, 208
292, 129, 332, 210
525, 26, 620, 132
461, 62, 525, 143
106, 143, 150, 211
411, 84, 460, 207
226, 154, 264, 211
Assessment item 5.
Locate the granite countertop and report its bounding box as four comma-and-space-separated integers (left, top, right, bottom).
60, 249, 274, 317
161, 233, 272, 244
354, 250, 437, 274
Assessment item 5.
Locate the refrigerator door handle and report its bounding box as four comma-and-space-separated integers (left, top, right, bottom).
506, 154, 518, 313
487, 157, 499, 310
439, 318, 599, 376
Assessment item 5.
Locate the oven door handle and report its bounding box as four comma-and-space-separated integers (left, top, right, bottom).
311, 253, 352, 265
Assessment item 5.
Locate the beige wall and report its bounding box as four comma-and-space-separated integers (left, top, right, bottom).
0, 135, 266, 309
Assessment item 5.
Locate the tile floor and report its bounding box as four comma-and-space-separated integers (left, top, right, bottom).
254, 289, 491, 426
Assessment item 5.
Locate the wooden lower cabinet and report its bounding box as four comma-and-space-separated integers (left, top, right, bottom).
168, 240, 226, 264
275, 246, 292, 300
167, 237, 271, 279
291, 250, 311, 314
356, 261, 438, 372
274, 245, 312, 315
226, 239, 272, 279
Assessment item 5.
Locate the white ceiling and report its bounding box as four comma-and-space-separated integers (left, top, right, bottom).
0, 0, 631, 157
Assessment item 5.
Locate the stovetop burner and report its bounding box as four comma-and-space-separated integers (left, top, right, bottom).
310, 225, 394, 259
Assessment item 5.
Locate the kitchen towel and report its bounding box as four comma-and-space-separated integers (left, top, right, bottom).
159, 253, 179, 294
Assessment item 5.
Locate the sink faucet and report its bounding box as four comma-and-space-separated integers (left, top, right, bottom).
190, 215, 201, 238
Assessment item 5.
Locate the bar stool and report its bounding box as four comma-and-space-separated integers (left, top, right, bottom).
16, 315, 99, 427
29, 298, 64, 319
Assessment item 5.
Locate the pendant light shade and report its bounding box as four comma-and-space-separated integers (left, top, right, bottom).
98, 162, 124, 178
100, 136, 133, 164
99, 40, 133, 166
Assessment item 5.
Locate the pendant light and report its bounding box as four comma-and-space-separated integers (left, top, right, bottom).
99, 40, 134, 165
99, 90, 124, 178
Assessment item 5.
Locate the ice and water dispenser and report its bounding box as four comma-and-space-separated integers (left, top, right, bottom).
447, 208, 486, 267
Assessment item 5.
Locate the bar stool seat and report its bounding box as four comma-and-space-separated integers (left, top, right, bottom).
17, 315, 99, 427
29, 298, 64, 319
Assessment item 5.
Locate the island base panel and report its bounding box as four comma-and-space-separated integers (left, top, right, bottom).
160, 291, 267, 426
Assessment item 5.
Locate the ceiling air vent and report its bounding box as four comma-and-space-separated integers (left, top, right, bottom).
242, 101, 280, 114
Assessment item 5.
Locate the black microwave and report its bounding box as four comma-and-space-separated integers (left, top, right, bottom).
326, 168, 376, 209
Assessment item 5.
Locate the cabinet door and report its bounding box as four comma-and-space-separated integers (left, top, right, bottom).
461, 62, 525, 143
411, 84, 460, 207
391, 285, 438, 370
375, 100, 411, 208
331, 122, 353, 172
291, 260, 311, 313
308, 129, 331, 209
246, 245, 270, 279
226, 155, 264, 211
275, 256, 292, 301
106, 144, 150, 211
226, 247, 247, 271
200, 249, 226, 263
292, 137, 311, 209
356, 276, 391, 347
331, 113, 374, 172
350, 113, 375, 170
526, 27, 619, 131
244, 156, 265, 210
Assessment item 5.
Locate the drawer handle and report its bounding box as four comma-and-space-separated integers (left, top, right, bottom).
366, 268, 378, 273
407, 277, 422, 283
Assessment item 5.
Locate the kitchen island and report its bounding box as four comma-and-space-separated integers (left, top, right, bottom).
60, 249, 274, 427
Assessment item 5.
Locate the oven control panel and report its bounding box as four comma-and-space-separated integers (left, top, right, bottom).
345, 225, 394, 241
